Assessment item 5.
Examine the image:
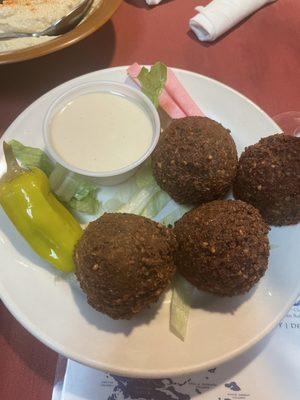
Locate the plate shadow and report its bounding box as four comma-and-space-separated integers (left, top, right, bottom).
191, 286, 257, 315
70, 279, 168, 336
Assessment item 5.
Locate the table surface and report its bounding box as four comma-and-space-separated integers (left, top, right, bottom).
0, 0, 299, 399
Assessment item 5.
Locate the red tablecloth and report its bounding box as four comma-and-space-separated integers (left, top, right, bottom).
0, 1, 299, 399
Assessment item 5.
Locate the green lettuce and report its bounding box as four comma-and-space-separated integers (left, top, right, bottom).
141, 190, 171, 219
170, 275, 194, 341
9, 139, 54, 176
137, 62, 167, 107
49, 164, 100, 215
100, 161, 169, 219
68, 188, 99, 215
118, 185, 159, 215
160, 204, 191, 226
10, 140, 100, 215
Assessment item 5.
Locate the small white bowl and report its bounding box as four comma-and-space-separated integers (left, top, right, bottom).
43, 81, 160, 185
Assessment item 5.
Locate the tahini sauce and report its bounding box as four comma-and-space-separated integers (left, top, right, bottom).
50, 92, 153, 172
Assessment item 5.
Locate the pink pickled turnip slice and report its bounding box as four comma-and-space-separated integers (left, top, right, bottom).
166, 68, 204, 116
127, 63, 186, 119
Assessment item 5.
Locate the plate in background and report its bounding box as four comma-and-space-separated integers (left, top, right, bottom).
0, 0, 122, 64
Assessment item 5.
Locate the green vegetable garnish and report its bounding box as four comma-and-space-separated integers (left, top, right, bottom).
141, 190, 170, 219
69, 188, 99, 215
160, 204, 191, 227
118, 186, 159, 215
10, 140, 100, 215
170, 275, 194, 341
102, 198, 125, 213
49, 165, 100, 215
9, 139, 54, 176
101, 161, 170, 219
137, 62, 167, 107
135, 159, 156, 189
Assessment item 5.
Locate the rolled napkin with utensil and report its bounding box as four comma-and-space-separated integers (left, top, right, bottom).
190, 0, 276, 42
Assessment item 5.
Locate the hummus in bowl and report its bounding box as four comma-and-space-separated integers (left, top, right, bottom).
0, 0, 102, 52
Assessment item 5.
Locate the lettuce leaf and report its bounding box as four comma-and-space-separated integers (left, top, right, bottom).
135, 159, 156, 189
170, 275, 194, 341
137, 62, 167, 107
10, 140, 100, 215
9, 139, 54, 176
118, 185, 159, 215
49, 164, 100, 215
160, 204, 191, 226
102, 198, 125, 213
68, 188, 99, 215
141, 190, 171, 219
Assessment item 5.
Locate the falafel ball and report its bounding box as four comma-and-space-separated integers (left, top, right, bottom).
233, 133, 300, 226
151, 116, 238, 205
174, 200, 269, 296
74, 213, 177, 319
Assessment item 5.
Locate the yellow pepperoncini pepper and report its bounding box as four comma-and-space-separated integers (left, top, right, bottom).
0, 142, 82, 273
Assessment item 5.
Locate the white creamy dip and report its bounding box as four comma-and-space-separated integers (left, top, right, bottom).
0, 0, 101, 53
49, 92, 154, 173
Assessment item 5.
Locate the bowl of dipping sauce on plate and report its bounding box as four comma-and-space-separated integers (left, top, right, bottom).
43, 81, 160, 185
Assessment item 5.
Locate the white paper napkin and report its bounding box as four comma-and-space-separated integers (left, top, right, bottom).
52, 296, 300, 400
145, 0, 162, 5
190, 0, 276, 42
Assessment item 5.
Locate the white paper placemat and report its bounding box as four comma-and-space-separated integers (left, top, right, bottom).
53, 297, 300, 400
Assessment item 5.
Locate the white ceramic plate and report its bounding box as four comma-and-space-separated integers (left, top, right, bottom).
0, 67, 299, 378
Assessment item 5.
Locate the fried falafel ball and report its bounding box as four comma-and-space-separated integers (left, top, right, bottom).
151, 116, 238, 205
74, 213, 177, 319
233, 133, 300, 226
174, 200, 270, 296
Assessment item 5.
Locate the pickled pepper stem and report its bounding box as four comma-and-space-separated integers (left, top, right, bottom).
2, 141, 25, 182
